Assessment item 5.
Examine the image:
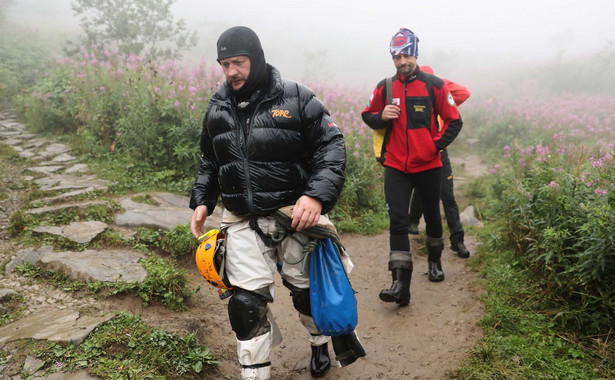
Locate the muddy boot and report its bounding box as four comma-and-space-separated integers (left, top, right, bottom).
379, 251, 413, 306
331, 331, 366, 367
426, 236, 445, 282
379, 267, 412, 306
310, 342, 331, 377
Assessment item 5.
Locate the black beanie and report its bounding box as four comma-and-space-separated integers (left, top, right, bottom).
217, 26, 269, 100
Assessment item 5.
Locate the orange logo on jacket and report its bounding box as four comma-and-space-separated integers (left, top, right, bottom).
271, 109, 292, 118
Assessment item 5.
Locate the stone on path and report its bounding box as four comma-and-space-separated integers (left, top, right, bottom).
115, 194, 195, 231
25, 200, 111, 216
34, 174, 110, 192
460, 206, 484, 228
40, 249, 147, 283
33, 220, 108, 244
28, 165, 65, 174
0, 309, 114, 346
0, 288, 18, 302
40, 186, 99, 205
34, 370, 101, 380
6, 246, 147, 283
38, 143, 71, 159
4, 246, 55, 274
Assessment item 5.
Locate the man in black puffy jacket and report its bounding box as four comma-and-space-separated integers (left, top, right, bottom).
189, 26, 364, 379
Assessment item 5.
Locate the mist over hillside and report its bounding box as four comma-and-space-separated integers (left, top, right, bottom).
6, 0, 615, 98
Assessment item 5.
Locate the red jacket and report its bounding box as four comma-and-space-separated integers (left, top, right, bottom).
361, 66, 463, 173
421, 65, 470, 107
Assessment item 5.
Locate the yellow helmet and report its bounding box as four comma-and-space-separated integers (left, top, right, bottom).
195, 229, 232, 290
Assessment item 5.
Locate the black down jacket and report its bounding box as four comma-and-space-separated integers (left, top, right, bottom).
189, 65, 346, 216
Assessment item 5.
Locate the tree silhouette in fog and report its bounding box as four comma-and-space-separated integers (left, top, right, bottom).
66, 0, 198, 61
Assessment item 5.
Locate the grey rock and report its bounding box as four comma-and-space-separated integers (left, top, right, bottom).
23, 138, 49, 149
34, 370, 101, 380
39, 143, 71, 158
115, 196, 193, 231
40, 249, 147, 282
113, 192, 222, 231
25, 200, 111, 216
0, 138, 22, 146
34, 174, 110, 192
51, 153, 76, 163
0, 309, 114, 346
64, 163, 88, 174
5, 246, 55, 274
28, 165, 65, 174
460, 206, 484, 228
19, 150, 36, 158
23, 356, 45, 375
40, 186, 99, 205
33, 221, 108, 244
0, 288, 18, 302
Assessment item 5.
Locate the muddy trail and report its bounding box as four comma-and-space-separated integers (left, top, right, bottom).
0, 112, 488, 379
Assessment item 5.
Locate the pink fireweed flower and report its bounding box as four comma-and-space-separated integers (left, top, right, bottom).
503, 145, 511, 158
590, 157, 606, 168
353, 151, 359, 157
548, 181, 560, 190
594, 188, 608, 195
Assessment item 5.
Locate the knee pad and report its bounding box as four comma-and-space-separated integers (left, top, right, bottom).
283, 279, 312, 316
228, 289, 270, 340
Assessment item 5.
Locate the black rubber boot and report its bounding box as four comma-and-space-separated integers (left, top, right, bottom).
379, 266, 412, 306
310, 342, 331, 377
426, 236, 445, 282
331, 331, 366, 367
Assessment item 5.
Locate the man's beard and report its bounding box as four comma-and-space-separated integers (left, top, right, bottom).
397, 64, 415, 77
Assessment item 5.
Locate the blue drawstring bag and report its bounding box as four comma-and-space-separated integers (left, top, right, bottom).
309, 238, 357, 336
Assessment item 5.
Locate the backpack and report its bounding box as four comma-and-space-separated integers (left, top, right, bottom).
309, 238, 358, 336
372, 74, 436, 164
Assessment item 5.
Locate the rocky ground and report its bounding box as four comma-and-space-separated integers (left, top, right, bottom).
0, 111, 488, 379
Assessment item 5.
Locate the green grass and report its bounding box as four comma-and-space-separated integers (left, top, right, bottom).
29, 312, 218, 379
458, 228, 615, 379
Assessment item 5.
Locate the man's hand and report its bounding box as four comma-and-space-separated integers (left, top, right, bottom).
381, 104, 400, 121
292, 195, 322, 232
191, 205, 209, 239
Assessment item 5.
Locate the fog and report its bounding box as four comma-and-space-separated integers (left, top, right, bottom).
8, 0, 615, 92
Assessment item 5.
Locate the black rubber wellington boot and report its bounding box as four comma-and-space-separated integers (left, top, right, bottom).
331, 331, 366, 367
310, 342, 331, 377
426, 236, 445, 282
379, 266, 412, 306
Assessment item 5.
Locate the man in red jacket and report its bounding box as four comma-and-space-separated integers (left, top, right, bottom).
361, 28, 463, 306
407, 66, 471, 259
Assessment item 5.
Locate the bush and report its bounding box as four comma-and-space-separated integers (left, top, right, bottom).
486, 138, 615, 335
161, 224, 198, 259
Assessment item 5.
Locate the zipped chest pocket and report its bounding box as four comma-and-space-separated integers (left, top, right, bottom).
405, 96, 432, 130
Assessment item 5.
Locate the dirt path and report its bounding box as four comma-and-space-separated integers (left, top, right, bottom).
161, 232, 485, 380
1, 128, 487, 379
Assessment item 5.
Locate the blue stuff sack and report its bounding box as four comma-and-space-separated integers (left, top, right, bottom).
309, 238, 358, 336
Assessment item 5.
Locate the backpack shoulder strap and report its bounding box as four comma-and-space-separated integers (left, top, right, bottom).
385, 76, 393, 105
423, 74, 436, 112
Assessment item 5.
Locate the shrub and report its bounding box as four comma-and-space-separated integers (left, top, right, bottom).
486, 138, 615, 335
